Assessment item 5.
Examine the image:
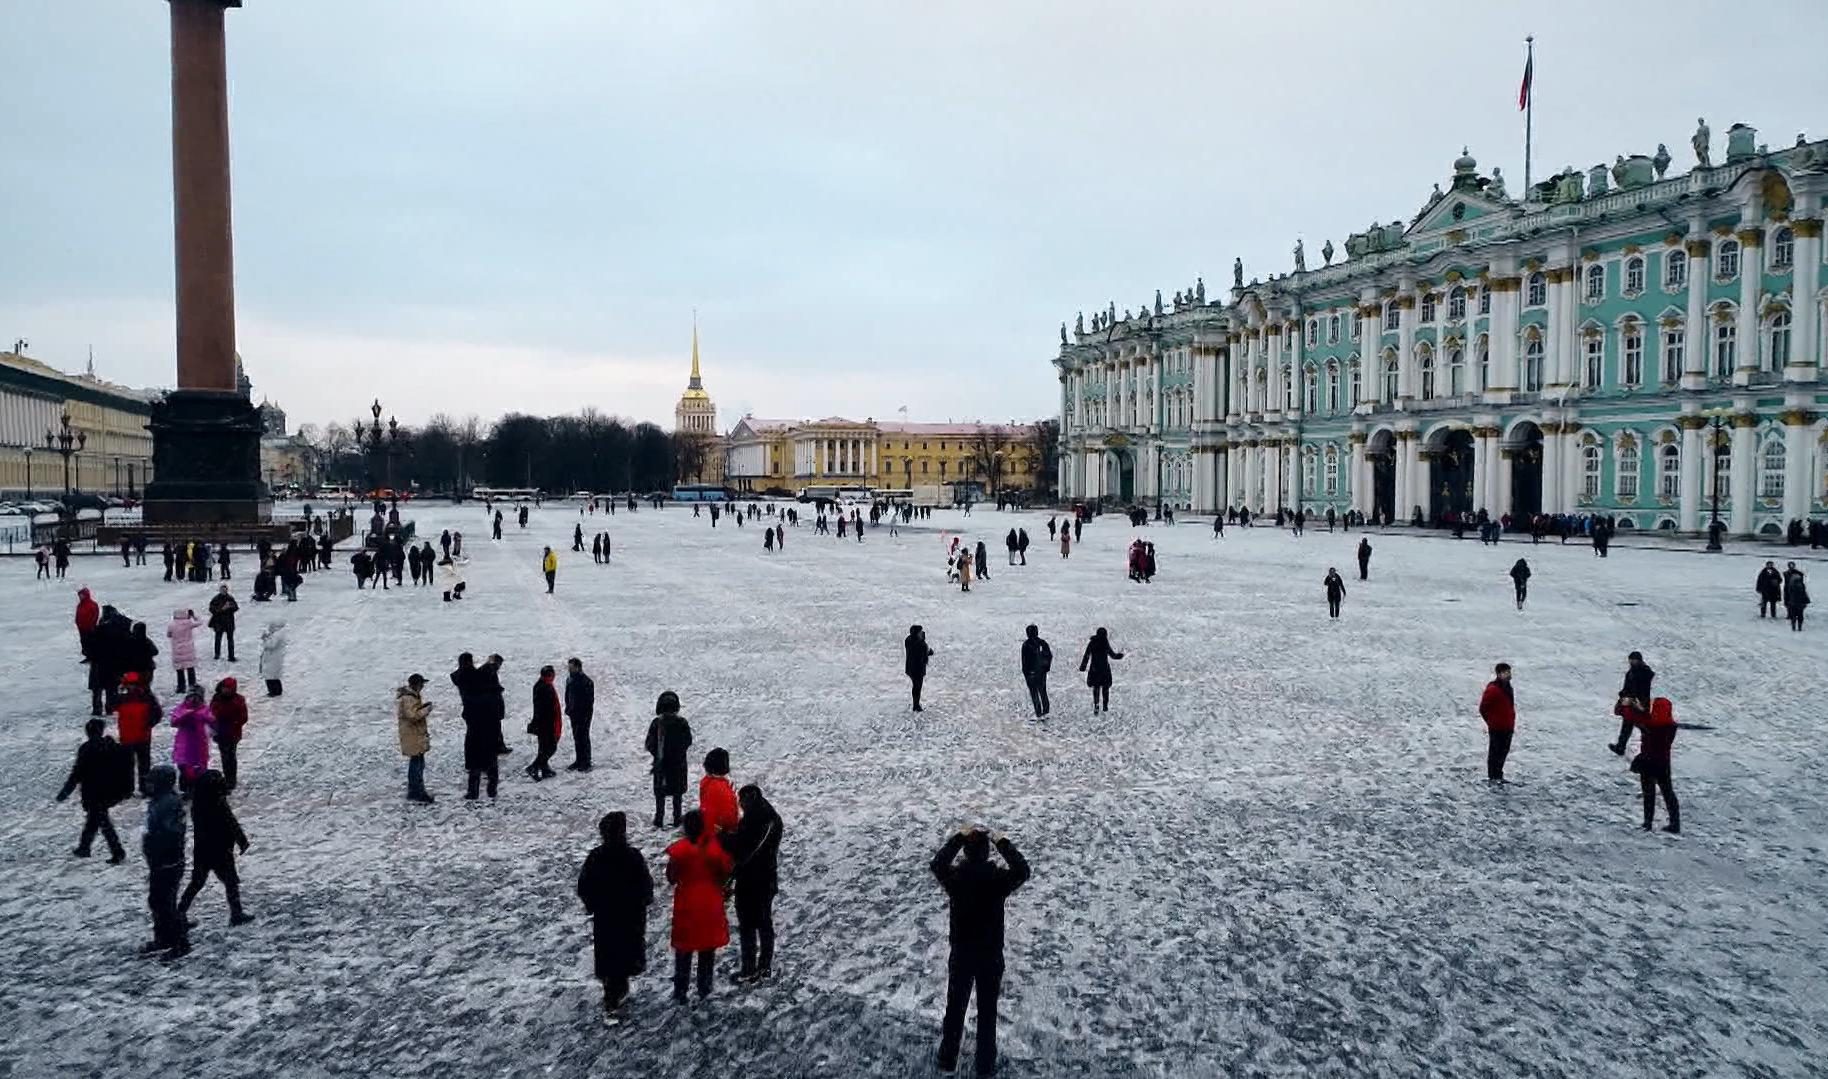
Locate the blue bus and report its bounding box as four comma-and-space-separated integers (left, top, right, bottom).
671, 483, 731, 503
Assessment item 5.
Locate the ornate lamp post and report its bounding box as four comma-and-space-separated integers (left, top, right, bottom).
45, 412, 86, 502
1703, 406, 1733, 551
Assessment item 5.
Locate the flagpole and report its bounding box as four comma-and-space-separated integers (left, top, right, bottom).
1523, 36, 1535, 193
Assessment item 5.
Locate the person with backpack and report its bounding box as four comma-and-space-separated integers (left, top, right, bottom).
141, 764, 189, 957
645, 691, 693, 827
114, 672, 163, 796
577, 811, 654, 1016
209, 678, 248, 791
931, 827, 1031, 1078
56, 718, 130, 864
1478, 663, 1516, 784
1020, 625, 1052, 718
726, 784, 783, 984
664, 809, 734, 1004
207, 586, 239, 662
178, 769, 253, 926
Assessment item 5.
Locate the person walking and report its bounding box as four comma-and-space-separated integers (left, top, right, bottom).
1356, 537, 1372, 581
258, 621, 286, 698
542, 547, 559, 594
564, 657, 595, 771
1783, 562, 1810, 631
573, 522, 585, 553
664, 810, 734, 1004
1004, 530, 1019, 567
1078, 628, 1124, 713
396, 674, 434, 804
905, 625, 934, 712
209, 678, 248, 791
207, 586, 238, 662
1756, 561, 1783, 619
141, 764, 190, 957
577, 811, 654, 1016
646, 691, 693, 827
1020, 625, 1052, 718
726, 785, 782, 984
975, 540, 990, 582
1631, 697, 1680, 833
1323, 568, 1346, 619
1510, 558, 1532, 610
1608, 651, 1654, 756
166, 608, 203, 693
56, 718, 129, 864
526, 665, 561, 781
1478, 663, 1516, 784
177, 769, 252, 926
931, 827, 1030, 1078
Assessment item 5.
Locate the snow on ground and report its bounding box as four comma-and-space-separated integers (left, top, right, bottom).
0, 503, 1824, 1078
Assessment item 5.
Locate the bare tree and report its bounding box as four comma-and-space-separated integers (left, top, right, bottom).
967, 425, 1014, 501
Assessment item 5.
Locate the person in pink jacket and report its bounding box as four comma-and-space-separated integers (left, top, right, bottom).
170, 687, 213, 792
166, 608, 203, 693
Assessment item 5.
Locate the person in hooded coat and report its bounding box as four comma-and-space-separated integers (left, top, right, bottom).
178, 769, 252, 925
665, 809, 734, 1003
699, 748, 739, 837
1004, 529, 1019, 566
207, 585, 239, 662
905, 625, 934, 712
75, 587, 100, 663
57, 718, 129, 863
645, 691, 694, 827
396, 674, 434, 803
166, 608, 203, 693
170, 687, 213, 792
258, 621, 287, 697
209, 677, 248, 791
726, 784, 783, 983
975, 541, 990, 581
1078, 628, 1124, 713
1510, 559, 1532, 610
1631, 698, 1680, 833
931, 827, 1030, 1078
577, 811, 654, 1013
1017, 528, 1030, 565
141, 764, 189, 957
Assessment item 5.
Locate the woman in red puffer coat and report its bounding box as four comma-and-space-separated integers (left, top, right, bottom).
665, 810, 733, 1003
210, 678, 249, 791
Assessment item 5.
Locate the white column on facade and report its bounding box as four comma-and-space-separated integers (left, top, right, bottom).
1359, 300, 1382, 408
1393, 432, 1411, 518
1489, 276, 1520, 396
1471, 430, 1490, 513
1677, 417, 1704, 532
1263, 327, 1281, 418
1540, 421, 1562, 514
1730, 414, 1756, 535
1682, 235, 1711, 389
1395, 288, 1417, 404
1495, 446, 1514, 519
1788, 215, 1822, 382
1561, 424, 1583, 515
1734, 225, 1763, 385
1783, 408, 1814, 526
1543, 266, 1568, 388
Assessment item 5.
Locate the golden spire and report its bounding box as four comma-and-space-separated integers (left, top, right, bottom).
681, 310, 709, 400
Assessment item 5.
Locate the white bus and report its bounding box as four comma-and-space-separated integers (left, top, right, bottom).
472, 486, 542, 503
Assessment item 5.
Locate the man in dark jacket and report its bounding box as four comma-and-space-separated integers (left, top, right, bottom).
645, 691, 693, 827
56, 718, 128, 863
1756, 561, 1783, 618
1019, 625, 1052, 718
727, 784, 783, 983
1783, 562, 1810, 631
141, 765, 189, 957
207, 586, 239, 662
1323, 568, 1347, 619
932, 828, 1030, 1078
906, 625, 934, 713
1356, 537, 1373, 581
452, 653, 502, 800
526, 666, 561, 781
577, 811, 653, 1014
1608, 651, 1655, 756
564, 657, 595, 771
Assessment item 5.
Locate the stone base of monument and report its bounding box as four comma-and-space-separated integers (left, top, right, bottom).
142, 389, 272, 526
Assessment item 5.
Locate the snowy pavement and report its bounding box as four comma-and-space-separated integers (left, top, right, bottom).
0, 503, 1823, 1078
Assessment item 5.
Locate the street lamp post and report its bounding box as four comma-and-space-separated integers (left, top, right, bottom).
1703, 408, 1732, 552
45, 412, 86, 503
23, 446, 33, 500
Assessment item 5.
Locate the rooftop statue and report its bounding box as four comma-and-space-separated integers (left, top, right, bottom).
1611, 155, 1627, 189
1232, 258, 1244, 290
1693, 117, 1711, 167
1489, 167, 1507, 199
1195, 277, 1206, 303
1653, 143, 1672, 179
1060, 323, 1068, 345
1173, 290, 1184, 307
1321, 239, 1334, 266
1075, 312, 1084, 335
1725, 123, 1757, 163
1154, 290, 1164, 316
1587, 163, 1609, 196
1293, 239, 1306, 273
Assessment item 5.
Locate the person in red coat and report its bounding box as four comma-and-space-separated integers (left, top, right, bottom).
525, 666, 561, 782
114, 672, 164, 796
665, 810, 733, 1003
209, 678, 249, 791
1478, 663, 1516, 784
699, 748, 739, 837
75, 588, 100, 661
1633, 698, 1680, 833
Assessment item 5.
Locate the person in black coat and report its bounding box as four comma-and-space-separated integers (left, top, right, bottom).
526, 666, 561, 781
565, 657, 595, 771
1016, 528, 1029, 565
1356, 538, 1373, 581
1078, 628, 1124, 713
1783, 562, 1810, 631
1019, 625, 1052, 718
975, 541, 990, 581
932, 828, 1030, 1079
141, 765, 189, 957
87, 607, 130, 716
452, 653, 502, 800
645, 691, 693, 827
207, 586, 239, 661
1510, 558, 1532, 610
905, 625, 934, 712
56, 718, 127, 863
577, 811, 654, 1014
1756, 561, 1784, 619
178, 769, 252, 926
125, 622, 159, 685
1323, 568, 1346, 619
726, 784, 783, 983
1608, 651, 1655, 756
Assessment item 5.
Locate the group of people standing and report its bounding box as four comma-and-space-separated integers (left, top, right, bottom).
906, 624, 1125, 717
1755, 560, 1810, 630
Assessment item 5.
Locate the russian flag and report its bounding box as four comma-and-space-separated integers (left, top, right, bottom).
1519, 54, 1533, 111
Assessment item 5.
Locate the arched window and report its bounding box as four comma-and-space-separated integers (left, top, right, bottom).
1523, 337, 1544, 391
1625, 256, 1646, 296
1714, 321, 1737, 377
1418, 345, 1436, 400
1664, 249, 1688, 290
1284, 363, 1295, 410
1769, 311, 1792, 371
1304, 364, 1319, 413
1716, 238, 1741, 280
1348, 359, 1362, 406
1658, 443, 1680, 500
1583, 335, 1604, 388
1447, 286, 1467, 321
1328, 314, 1341, 344
1383, 353, 1400, 401
1772, 227, 1794, 270
1302, 450, 1318, 496
1476, 336, 1490, 393
1306, 320, 1318, 348
1759, 439, 1787, 499
1617, 442, 1640, 499
1478, 288, 1491, 316
1581, 441, 1602, 499
1384, 303, 1401, 331
1622, 323, 1644, 386
1584, 264, 1605, 302
1526, 272, 1547, 307
1448, 347, 1465, 396
1421, 294, 1438, 323
1661, 325, 1685, 382
1712, 442, 1732, 501
1324, 446, 1340, 495
1325, 360, 1340, 413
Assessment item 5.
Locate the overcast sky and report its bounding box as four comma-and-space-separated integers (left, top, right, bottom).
6, 1, 1827, 433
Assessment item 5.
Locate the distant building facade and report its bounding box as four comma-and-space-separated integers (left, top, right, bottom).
725, 414, 1040, 503
0, 349, 154, 498
1055, 122, 1828, 536
674, 324, 722, 485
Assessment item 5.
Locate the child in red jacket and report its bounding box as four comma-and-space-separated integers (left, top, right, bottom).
699, 748, 739, 837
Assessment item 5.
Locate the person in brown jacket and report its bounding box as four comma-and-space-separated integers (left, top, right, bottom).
396, 674, 434, 804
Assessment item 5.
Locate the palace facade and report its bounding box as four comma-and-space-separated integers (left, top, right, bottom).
1055, 121, 1828, 537
0, 349, 155, 499
724, 414, 1040, 503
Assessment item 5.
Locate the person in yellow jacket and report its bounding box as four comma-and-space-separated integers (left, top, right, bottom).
542, 547, 559, 594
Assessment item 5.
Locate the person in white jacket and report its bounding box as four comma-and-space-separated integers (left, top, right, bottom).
258, 621, 287, 698
165, 608, 203, 693
441, 557, 466, 602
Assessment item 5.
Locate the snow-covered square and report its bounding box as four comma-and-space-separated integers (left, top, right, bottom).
2, 504, 1824, 1078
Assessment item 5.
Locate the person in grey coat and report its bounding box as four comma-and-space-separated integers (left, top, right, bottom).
141, 765, 189, 957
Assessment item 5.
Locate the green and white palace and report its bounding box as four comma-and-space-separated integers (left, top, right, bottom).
1054, 121, 1828, 538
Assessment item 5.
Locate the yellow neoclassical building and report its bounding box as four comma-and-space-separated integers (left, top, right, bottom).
0, 349, 155, 498
724, 414, 1040, 502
